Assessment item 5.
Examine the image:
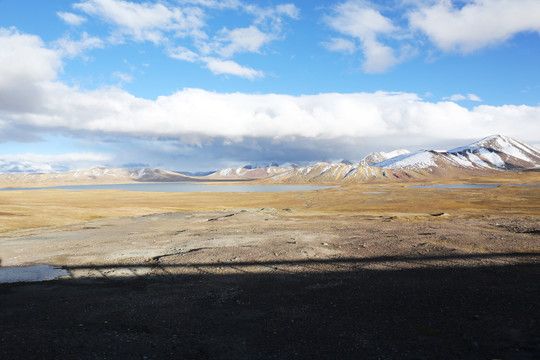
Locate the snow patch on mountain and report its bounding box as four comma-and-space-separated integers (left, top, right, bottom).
375, 151, 436, 170
372, 135, 540, 171
360, 149, 410, 166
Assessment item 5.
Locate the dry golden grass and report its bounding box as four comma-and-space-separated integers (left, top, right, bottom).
0, 172, 539, 233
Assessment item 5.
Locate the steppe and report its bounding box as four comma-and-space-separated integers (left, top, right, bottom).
1, 172, 539, 359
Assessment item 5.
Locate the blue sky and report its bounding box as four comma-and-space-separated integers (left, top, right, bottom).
0, 0, 539, 172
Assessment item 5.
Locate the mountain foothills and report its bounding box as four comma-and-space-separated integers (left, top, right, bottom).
1, 135, 539, 187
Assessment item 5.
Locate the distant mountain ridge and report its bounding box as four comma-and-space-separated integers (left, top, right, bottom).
0, 167, 200, 188
1, 135, 538, 187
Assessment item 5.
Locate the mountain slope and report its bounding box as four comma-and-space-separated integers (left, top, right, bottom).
373, 135, 540, 172
205, 165, 292, 180
270, 162, 423, 183
271, 135, 540, 183
360, 149, 410, 166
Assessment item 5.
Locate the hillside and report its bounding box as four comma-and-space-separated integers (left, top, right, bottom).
269, 135, 540, 183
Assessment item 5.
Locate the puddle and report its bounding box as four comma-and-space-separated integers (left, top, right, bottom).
0, 265, 70, 284
363, 191, 387, 194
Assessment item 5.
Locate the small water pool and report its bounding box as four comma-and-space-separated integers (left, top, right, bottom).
0, 265, 70, 284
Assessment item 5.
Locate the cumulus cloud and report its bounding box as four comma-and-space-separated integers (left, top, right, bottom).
1, 28, 539, 171
321, 1, 540, 71
409, 0, 540, 53
214, 26, 274, 58
0, 28, 62, 112
324, 0, 400, 73
68, 0, 297, 78
6, 79, 539, 146
73, 0, 206, 43
57, 11, 87, 26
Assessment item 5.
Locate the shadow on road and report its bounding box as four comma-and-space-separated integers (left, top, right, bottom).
1, 253, 539, 359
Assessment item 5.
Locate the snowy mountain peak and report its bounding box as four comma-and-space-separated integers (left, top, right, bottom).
374, 135, 540, 172
360, 149, 410, 166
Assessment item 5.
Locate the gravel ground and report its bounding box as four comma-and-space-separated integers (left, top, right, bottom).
1, 210, 539, 359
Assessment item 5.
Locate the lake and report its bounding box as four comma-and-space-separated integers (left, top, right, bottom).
410, 184, 539, 189
1, 183, 335, 193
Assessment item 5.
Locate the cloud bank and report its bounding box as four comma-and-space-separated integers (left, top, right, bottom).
1, 27, 539, 150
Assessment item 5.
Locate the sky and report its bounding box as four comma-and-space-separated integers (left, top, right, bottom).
0, 0, 539, 173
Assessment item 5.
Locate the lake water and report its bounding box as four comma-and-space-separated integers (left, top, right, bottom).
410, 184, 539, 189
1, 183, 335, 193
0, 265, 70, 284
410, 184, 501, 189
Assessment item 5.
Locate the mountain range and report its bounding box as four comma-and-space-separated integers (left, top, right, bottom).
1, 135, 539, 187
200, 135, 540, 183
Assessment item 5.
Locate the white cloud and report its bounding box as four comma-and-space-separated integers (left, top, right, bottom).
1, 28, 539, 168
409, 0, 540, 53
0, 28, 62, 112
0, 28, 61, 86
0, 152, 113, 173
73, 0, 206, 44
467, 93, 482, 102
178, 0, 241, 10
71, 0, 297, 78
324, 0, 400, 73
202, 57, 264, 79
113, 71, 133, 83
322, 37, 356, 54
214, 26, 273, 58
245, 2, 299, 27
321, 1, 540, 71
325, 1, 396, 38
168, 45, 199, 62
443, 93, 483, 102
52, 32, 104, 58
445, 94, 467, 101
57, 11, 87, 26
361, 37, 398, 74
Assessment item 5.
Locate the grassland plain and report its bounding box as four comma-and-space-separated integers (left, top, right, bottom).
1, 172, 539, 359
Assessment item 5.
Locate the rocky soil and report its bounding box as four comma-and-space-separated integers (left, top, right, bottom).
1, 209, 539, 359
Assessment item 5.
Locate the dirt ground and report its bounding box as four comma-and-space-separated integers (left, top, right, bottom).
1, 177, 539, 359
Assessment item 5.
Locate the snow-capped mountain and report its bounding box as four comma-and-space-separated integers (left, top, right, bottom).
1, 136, 538, 187
270, 135, 540, 183
206, 165, 291, 180
360, 149, 410, 166
374, 135, 540, 172
269, 162, 417, 183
